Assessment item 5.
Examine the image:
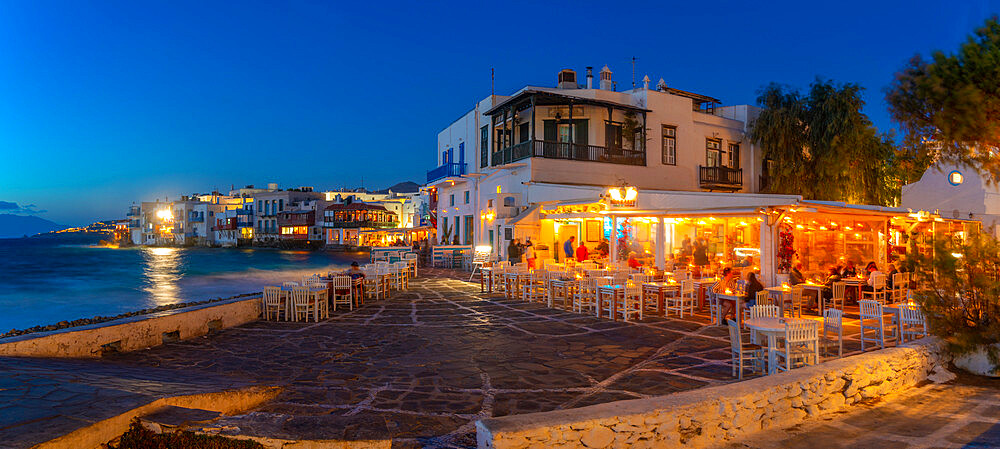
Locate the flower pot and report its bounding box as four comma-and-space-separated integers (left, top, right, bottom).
953, 343, 1000, 377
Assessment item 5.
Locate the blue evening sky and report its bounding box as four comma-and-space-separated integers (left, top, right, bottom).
0, 0, 997, 225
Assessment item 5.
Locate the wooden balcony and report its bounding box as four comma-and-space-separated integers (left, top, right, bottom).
491, 139, 646, 167
699, 166, 743, 191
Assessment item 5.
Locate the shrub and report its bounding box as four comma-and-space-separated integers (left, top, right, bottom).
108, 418, 263, 449
904, 232, 1000, 365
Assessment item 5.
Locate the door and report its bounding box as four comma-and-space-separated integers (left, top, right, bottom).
557, 224, 580, 261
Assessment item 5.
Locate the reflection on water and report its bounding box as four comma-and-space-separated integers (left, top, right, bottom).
142, 247, 181, 305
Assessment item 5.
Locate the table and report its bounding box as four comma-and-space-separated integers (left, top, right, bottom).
714, 292, 742, 325
842, 277, 866, 301
504, 272, 529, 299
744, 317, 791, 375
764, 286, 791, 315
548, 278, 577, 309
692, 278, 718, 310
800, 283, 826, 313
642, 282, 680, 317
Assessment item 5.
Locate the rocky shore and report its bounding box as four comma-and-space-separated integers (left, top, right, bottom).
0, 292, 259, 340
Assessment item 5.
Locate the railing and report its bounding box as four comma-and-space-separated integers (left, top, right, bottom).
759, 174, 772, 192
699, 166, 743, 190
491, 139, 646, 167
324, 219, 398, 228
426, 162, 468, 183
236, 209, 254, 215
188, 215, 204, 223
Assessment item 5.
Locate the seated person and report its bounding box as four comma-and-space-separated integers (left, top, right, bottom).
744, 272, 764, 308
821, 266, 842, 301
886, 263, 898, 289
627, 252, 642, 270
842, 261, 858, 278
712, 267, 739, 323
789, 263, 806, 285
862, 261, 882, 293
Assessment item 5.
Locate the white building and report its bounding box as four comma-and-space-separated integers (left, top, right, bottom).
426, 66, 765, 256
253, 187, 325, 246
902, 163, 1000, 237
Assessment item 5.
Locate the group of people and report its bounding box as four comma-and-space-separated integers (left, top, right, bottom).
505, 235, 611, 268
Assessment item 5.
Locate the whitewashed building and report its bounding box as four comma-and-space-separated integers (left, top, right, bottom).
902, 163, 1000, 237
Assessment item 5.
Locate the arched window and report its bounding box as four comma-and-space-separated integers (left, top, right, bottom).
503, 196, 515, 207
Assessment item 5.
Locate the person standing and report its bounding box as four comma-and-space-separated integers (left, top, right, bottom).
507, 239, 522, 263
575, 242, 589, 262
525, 239, 536, 269
563, 236, 576, 261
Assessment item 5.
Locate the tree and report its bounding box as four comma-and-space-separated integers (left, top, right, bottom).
749, 79, 904, 205
886, 16, 1000, 183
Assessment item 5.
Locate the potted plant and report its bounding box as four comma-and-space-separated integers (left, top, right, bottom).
904, 233, 1000, 376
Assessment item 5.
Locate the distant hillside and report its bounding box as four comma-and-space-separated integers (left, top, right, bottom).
0, 214, 66, 238
375, 181, 420, 194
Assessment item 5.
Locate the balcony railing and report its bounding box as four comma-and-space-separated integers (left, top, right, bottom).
491, 139, 646, 167
426, 162, 468, 183
324, 219, 398, 229
188, 215, 204, 223
699, 166, 743, 190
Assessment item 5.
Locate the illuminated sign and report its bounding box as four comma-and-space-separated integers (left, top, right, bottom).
948, 170, 964, 186
606, 184, 638, 209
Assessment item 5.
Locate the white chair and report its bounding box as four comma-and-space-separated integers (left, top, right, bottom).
899, 305, 928, 342
393, 261, 410, 289
755, 290, 773, 307
309, 283, 330, 320
630, 274, 651, 284
829, 281, 846, 311
783, 285, 804, 318
522, 270, 547, 303
891, 273, 906, 303
862, 273, 887, 304
331, 276, 354, 311
282, 281, 300, 288
707, 282, 722, 325
573, 277, 599, 314
619, 284, 643, 322
748, 304, 780, 344
727, 318, 763, 379
290, 286, 317, 322
859, 300, 891, 351
822, 308, 844, 358
775, 319, 819, 371
405, 253, 419, 277
262, 286, 285, 321
665, 279, 695, 317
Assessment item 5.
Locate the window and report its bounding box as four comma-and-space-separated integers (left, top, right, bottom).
728, 143, 740, 169
464, 191, 470, 204
480, 125, 489, 168
449, 194, 455, 206
705, 139, 722, 167
518, 122, 529, 143
605, 122, 623, 149
463, 215, 473, 245
661, 125, 676, 165
488, 199, 494, 207
543, 119, 588, 144
442, 217, 448, 240
503, 196, 515, 207
278, 199, 284, 211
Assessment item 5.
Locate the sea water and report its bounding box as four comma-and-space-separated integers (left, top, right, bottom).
0, 234, 366, 332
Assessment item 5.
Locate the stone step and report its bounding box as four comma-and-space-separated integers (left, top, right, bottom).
140, 405, 222, 433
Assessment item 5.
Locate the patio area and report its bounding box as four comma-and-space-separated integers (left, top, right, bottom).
4, 269, 876, 448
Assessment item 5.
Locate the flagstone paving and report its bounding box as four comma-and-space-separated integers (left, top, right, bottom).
0, 269, 910, 448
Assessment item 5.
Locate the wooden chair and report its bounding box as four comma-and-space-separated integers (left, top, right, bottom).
707, 282, 722, 325
573, 277, 599, 314
619, 284, 643, 322
755, 290, 772, 307
290, 286, 317, 322
822, 308, 844, 358
784, 285, 804, 318
775, 319, 819, 371
749, 304, 780, 344
282, 281, 299, 288
331, 276, 353, 311
727, 318, 763, 379
862, 273, 887, 304
859, 300, 891, 351
309, 283, 330, 320
262, 286, 285, 321
665, 279, 695, 317
830, 281, 846, 311
899, 305, 928, 342
522, 270, 547, 303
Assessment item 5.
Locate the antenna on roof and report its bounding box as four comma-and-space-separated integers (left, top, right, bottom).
630, 57, 638, 89
491, 67, 495, 98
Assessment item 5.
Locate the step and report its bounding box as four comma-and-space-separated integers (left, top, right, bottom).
140, 405, 221, 433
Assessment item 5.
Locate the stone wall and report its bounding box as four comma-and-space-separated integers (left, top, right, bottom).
0, 296, 261, 358
476, 338, 948, 449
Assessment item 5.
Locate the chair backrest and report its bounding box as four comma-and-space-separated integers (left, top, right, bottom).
332, 275, 351, 289
823, 308, 843, 331
784, 319, 818, 344
612, 273, 628, 286
498, 261, 511, 268
681, 279, 695, 294
726, 319, 743, 352
283, 281, 299, 287
832, 281, 846, 299
291, 286, 310, 304
750, 304, 780, 319
755, 290, 772, 306
630, 274, 651, 284
892, 273, 905, 289
674, 269, 689, 280
791, 285, 805, 303
263, 286, 281, 304
873, 273, 886, 289
858, 299, 882, 319
308, 283, 327, 290
900, 305, 925, 326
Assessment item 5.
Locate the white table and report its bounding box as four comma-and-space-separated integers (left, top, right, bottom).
744, 317, 791, 375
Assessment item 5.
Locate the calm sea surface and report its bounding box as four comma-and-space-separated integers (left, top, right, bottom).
0, 234, 366, 332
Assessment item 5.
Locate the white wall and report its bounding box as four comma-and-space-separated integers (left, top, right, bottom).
903, 163, 1000, 235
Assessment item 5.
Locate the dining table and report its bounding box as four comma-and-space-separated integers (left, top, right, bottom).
641, 281, 680, 316
596, 284, 624, 320
279, 283, 329, 321
547, 277, 578, 309
691, 278, 719, 310
764, 286, 791, 315
480, 266, 493, 293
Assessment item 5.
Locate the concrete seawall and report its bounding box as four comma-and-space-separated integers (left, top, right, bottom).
0, 296, 261, 358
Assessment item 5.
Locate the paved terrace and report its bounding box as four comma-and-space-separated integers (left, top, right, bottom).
0, 269, 896, 448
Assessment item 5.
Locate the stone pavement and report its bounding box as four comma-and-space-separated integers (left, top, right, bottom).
0, 269, 905, 448
730, 372, 1000, 449
0, 356, 252, 449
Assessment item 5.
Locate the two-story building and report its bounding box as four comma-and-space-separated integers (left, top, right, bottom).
253, 187, 325, 247
323, 202, 398, 246
426, 66, 765, 257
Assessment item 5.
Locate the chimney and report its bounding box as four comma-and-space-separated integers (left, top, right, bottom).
642, 75, 650, 90
267, 183, 278, 191
557, 69, 578, 89
599, 65, 613, 90
586, 67, 593, 89
657, 78, 668, 91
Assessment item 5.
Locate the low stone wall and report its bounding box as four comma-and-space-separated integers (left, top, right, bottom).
0, 296, 261, 358
476, 338, 948, 449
